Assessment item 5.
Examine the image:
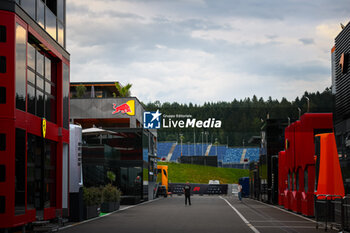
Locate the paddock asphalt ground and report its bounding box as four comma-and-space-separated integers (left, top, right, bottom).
60, 195, 337, 233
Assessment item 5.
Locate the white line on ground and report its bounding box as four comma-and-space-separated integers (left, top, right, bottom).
249, 220, 313, 223
219, 196, 260, 233
59, 198, 161, 231
253, 226, 315, 229
249, 199, 316, 223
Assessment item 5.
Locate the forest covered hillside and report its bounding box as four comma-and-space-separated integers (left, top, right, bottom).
143, 88, 333, 146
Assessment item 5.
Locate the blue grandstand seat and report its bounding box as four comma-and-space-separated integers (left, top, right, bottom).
170, 143, 210, 161
223, 148, 244, 163
209, 146, 227, 160
157, 142, 175, 159
157, 142, 260, 164
171, 145, 181, 161
244, 148, 260, 162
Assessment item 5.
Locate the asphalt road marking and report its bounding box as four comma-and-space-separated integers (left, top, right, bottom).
250, 220, 313, 223
253, 226, 315, 228
249, 199, 316, 223
219, 196, 260, 233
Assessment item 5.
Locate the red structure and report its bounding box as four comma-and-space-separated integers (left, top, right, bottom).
279, 113, 333, 216
315, 133, 345, 199
283, 121, 297, 211
278, 151, 286, 206
0, 0, 69, 230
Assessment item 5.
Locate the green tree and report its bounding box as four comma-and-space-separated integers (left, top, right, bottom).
143, 87, 333, 146
113, 82, 132, 97
75, 84, 86, 98
107, 171, 116, 184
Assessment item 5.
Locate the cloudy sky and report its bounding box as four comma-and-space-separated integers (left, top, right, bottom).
67, 0, 349, 104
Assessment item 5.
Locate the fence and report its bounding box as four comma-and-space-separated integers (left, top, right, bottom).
315, 194, 350, 232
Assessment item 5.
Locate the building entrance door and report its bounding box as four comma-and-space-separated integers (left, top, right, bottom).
27, 134, 56, 220
34, 137, 44, 219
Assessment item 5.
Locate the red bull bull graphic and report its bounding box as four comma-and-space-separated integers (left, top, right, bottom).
112, 100, 135, 116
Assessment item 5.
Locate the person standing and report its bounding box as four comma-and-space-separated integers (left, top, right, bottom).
183, 182, 191, 205
238, 183, 243, 201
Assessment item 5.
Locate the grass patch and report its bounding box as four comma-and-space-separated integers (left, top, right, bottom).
158, 162, 249, 184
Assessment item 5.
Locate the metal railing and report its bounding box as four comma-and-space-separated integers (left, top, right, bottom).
315, 194, 350, 232
315, 194, 343, 231
342, 195, 350, 232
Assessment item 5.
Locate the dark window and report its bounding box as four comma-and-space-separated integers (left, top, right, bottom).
46, 6, 57, 40
57, 0, 64, 22
0, 196, 4, 213
45, 95, 56, 122
57, 22, 64, 46
0, 134, 5, 150
0, 25, 5, 42
45, 57, 51, 81
296, 169, 299, 191
63, 63, 69, 129
27, 135, 57, 210
287, 172, 290, 190
44, 140, 56, 208
45, 95, 51, 121
27, 43, 36, 70
26, 133, 36, 210
45, 82, 51, 95
21, 0, 36, 20
37, 52, 44, 76
0, 56, 5, 73
27, 69, 35, 84
27, 83, 36, 115
37, 76, 44, 90
36, 90, 44, 117
304, 167, 308, 192
27, 36, 56, 122
0, 87, 5, 104
15, 128, 26, 215
15, 24, 26, 111
46, 0, 57, 15
0, 165, 5, 182
37, 0, 45, 28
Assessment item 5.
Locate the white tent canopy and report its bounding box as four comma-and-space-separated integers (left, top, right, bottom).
82, 127, 120, 136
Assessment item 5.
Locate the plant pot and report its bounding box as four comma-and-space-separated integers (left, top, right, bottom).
84, 205, 99, 219
101, 202, 120, 213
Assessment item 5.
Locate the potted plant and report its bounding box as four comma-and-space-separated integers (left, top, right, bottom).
101, 184, 121, 212
101, 171, 121, 213
83, 187, 101, 219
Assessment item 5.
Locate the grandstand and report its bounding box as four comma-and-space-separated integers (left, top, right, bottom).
244, 148, 260, 162
224, 148, 243, 163
156, 142, 260, 167
208, 145, 227, 160
157, 142, 174, 158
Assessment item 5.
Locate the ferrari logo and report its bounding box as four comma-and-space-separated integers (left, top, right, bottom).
42, 118, 47, 138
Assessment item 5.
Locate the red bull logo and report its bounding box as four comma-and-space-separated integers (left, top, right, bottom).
112, 100, 135, 116
193, 187, 200, 192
